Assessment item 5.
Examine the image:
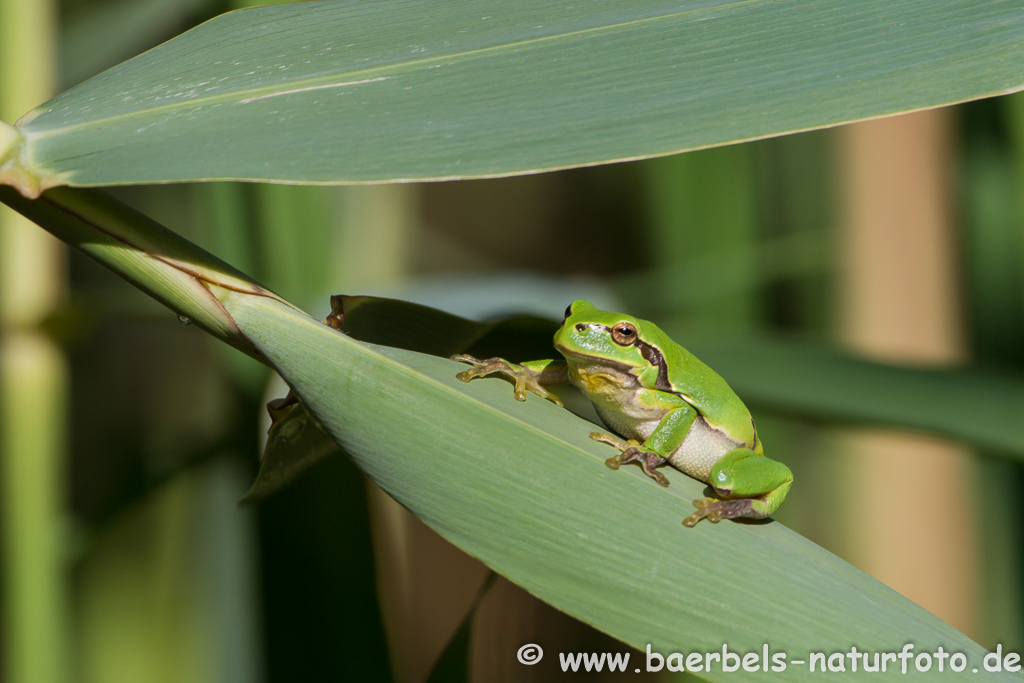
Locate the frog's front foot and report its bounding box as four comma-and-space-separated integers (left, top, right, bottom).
451, 355, 505, 383
450, 354, 563, 406
591, 432, 670, 487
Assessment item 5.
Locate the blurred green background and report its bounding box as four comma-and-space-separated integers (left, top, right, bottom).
1, 0, 1023, 681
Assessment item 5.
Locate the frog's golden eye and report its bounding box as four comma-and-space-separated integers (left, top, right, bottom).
611, 323, 638, 345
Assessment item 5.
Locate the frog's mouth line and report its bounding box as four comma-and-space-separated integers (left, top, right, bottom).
553, 343, 639, 375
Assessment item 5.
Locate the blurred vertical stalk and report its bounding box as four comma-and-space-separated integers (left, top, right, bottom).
836, 110, 978, 636
0, 0, 71, 681
640, 147, 757, 326
965, 92, 1024, 649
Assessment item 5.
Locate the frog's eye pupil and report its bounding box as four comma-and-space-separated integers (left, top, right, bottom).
564, 304, 573, 320
611, 323, 637, 345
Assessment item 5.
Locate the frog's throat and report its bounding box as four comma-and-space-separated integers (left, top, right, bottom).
576, 369, 636, 395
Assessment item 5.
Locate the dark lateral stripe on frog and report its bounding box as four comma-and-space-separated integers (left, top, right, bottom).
589, 324, 673, 393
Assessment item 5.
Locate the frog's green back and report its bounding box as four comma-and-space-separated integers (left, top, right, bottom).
640, 320, 756, 445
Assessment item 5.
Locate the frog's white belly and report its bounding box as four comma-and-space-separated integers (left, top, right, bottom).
664, 416, 741, 481
593, 402, 741, 483
569, 363, 743, 482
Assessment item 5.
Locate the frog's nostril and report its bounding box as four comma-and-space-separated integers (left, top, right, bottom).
575, 324, 586, 332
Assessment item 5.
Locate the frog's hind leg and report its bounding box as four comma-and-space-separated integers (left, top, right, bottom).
683, 448, 792, 527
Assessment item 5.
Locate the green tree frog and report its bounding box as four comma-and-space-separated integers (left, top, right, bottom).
452, 300, 792, 527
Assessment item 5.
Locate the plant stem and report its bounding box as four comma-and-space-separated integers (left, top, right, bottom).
0, 0, 69, 680
0, 185, 300, 363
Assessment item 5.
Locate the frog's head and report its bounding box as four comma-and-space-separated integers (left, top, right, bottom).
554, 300, 659, 375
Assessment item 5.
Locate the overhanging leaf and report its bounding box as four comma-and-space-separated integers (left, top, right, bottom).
222, 291, 1009, 682
5, 0, 1024, 191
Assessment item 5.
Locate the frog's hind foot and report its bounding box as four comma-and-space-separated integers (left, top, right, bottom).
683, 497, 764, 527
682, 449, 793, 527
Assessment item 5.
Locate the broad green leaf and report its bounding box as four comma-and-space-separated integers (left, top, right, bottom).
5, 0, 1024, 191
243, 295, 573, 502
223, 291, 1008, 682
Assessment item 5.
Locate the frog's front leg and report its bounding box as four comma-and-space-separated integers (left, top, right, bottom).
451, 355, 568, 406
591, 433, 670, 487
594, 396, 697, 488
682, 449, 793, 527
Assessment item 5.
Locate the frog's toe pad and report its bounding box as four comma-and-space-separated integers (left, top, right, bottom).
682, 498, 762, 527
